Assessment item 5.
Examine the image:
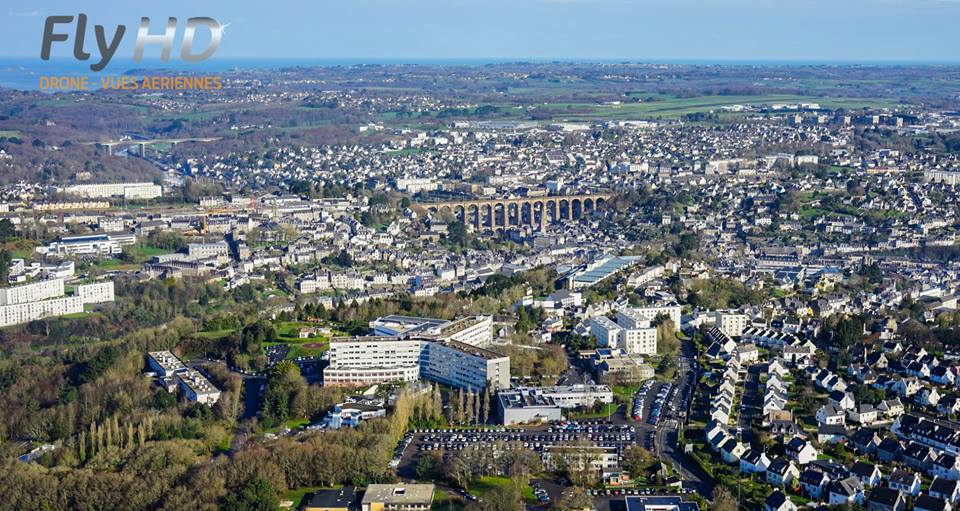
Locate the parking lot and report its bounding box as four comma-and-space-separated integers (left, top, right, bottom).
412, 421, 638, 454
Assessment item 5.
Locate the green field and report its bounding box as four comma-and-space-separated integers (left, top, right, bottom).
0, 130, 21, 138
540, 94, 897, 120
471, 476, 536, 503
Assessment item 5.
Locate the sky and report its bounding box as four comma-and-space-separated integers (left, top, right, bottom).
3, 0, 960, 64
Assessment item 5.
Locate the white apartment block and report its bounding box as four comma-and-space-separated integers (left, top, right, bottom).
624, 305, 682, 331
620, 327, 658, 355
590, 314, 658, 355
396, 177, 439, 193
510, 385, 614, 409
0, 279, 116, 327
589, 316, 622, 348
297, 275, 331, 294
0, 278, 64, 305
0, 296, 83, 326
76, 282, 115, 304
147, 350, 187, 377
176, 369, 222, 404
924, 170, 960, 186
427, 315, 493, 347
42, 233, 136, 256
61, 182, 163, 200
716, 311, 749, 337
187, 241, 230, 259
323, 336, 509, 390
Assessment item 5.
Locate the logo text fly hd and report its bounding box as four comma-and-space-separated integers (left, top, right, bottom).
41, 14, 223, 71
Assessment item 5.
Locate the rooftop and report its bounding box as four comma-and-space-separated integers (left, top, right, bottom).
360, 484, 435, 505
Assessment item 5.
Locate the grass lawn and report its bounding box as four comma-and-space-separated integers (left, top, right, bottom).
567, 403, 619, 419
0, 130, 21, 138
264, 417, 311, 435
432, 489, 466, 511
61, 311, 91, 319
471, 476, 536, 503
139, 246, 173, 256
613, 384, 641, 400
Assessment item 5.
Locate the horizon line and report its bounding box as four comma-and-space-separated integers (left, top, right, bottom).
2, 55, 960, 66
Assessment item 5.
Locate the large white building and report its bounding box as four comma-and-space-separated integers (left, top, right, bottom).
623, 305, 682, 331
370, 315, 493, 347
187, 241, 231, 260
76, 282, 115, 304
924, 170, 960, 186
0, 296, 84, 326
497, 385, 614, 425
323, 336, 509, 390
0, 279, 65, 305
716, 311, 750, 337
589, 313, 658, 355
61, 182, 163, 200
0, 279, 115, 327
176, 369, 222, 404
146, 351, 220, 404
41, 233, 136, 256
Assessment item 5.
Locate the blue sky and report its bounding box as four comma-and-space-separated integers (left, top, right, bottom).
4, 0, 960, 62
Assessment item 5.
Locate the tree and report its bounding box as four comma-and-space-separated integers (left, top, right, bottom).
711, 486, 738, 511
466, 485, 523, 511
622, 445, 656, 477
222, 477, 279, 511
554, 488, 593, 511
447, 221, 469, 247
482, 387, 490, 424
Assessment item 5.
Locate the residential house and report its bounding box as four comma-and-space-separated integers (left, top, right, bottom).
800, 468, 829, 499
931, 477, 960, 503
851, 461, 883, 488
867, 487, 906, 511
828, 476, 865, 506
767, 457, 799, 486
764, 490, 797, 511
914, 494, 952, 511
740, 449, 771, 474
888, 469, 922, 496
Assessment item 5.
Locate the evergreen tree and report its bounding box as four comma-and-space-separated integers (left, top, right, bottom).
482, 386, 491, 424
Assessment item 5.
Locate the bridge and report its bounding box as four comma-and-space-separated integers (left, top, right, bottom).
81, 137, 221, 156
416, 193, 612, 231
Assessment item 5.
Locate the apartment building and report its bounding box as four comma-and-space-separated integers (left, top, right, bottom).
589, 314, 657, 355
716, 311, 750, 337
0, 280, 116, 327
187, 241, 231, 260
323, 337, 423, 386
421, 340, 510, 390
61, 182, 162, 200
361, 484, 434, 511
147, 351, 187, 377
176, 369, 222, 405
0, 296, 84, 326
76, 282, 115, 304
0, 278, 65, 305
323, 336, 509, 390
621, 305, 682, 331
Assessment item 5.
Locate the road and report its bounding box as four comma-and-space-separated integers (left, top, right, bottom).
654, 340, 718, 497
738, 364, 762, 445
185, 358, 266, 452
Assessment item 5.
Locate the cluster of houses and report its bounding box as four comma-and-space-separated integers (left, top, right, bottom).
699, 316, 960, 511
